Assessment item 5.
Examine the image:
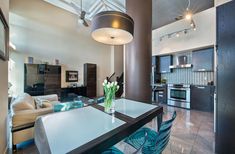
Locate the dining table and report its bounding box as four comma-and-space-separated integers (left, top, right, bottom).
34, 98, 163, 154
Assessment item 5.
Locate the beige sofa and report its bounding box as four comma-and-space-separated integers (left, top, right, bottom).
10, 93, 59, 148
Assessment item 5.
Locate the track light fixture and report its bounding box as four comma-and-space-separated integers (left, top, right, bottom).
159, 19, 196, 42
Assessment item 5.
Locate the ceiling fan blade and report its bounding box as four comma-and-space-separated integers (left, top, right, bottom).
83, 20, 89, 27
70, 2, 82, 14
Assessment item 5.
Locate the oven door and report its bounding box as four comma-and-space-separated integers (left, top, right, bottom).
168, 88, 190, 102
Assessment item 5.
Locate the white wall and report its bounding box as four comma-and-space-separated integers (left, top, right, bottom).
152, 8, 216, 55
215, 0, 232, 6
9, 0, 113, 96
111, 45, 124, 80
8, 51, 24, 96
0, 0, 9, 153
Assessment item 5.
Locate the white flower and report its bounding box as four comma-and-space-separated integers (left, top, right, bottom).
111, 82, 114, 86
107, 84, 110, 88
104, 79, 108, 84
114, 81, 118, 86
117, 85, 120, 89
102, 83, 105, 86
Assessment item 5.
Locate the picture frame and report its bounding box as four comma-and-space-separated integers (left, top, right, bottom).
66, 71, 78, 82
0, 8, 9, 61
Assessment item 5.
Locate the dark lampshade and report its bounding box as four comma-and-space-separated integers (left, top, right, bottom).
91, 11, 134, 45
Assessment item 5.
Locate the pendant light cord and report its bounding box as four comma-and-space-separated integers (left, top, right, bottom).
186, 0, 191, 10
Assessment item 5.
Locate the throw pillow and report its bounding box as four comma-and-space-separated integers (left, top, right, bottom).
11, 93, 35, 112
35, 98, 51, 109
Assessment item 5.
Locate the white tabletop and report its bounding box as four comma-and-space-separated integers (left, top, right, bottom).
35, 99, 159, 154
35, 106, 125, 154
100, 98, 157, 118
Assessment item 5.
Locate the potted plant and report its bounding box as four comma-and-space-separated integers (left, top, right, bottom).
103, 79, 119, 114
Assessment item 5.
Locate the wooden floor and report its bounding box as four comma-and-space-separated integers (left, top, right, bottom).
11, 104, 215, 154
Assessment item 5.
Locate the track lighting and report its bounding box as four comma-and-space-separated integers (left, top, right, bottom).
159, 19, 196, 42
158, 0, 196, 42
185, 12, 192, 20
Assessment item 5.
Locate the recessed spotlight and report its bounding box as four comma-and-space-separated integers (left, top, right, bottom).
176, 33, 180, 37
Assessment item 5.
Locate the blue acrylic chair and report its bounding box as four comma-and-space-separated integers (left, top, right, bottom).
124, 111, 177, 154
96, 96, 105, 104
102, 111, 176, 154
102, 147, 123, 154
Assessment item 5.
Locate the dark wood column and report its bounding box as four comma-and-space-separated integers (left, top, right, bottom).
125, 0, 152, 103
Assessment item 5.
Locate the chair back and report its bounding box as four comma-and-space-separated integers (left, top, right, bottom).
96, 96, 105, 103
155, 111, 176, 153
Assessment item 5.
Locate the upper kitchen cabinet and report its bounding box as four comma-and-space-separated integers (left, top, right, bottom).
192, 47, 214, 72
152, 56, 158, 66
159, 55, 172, 73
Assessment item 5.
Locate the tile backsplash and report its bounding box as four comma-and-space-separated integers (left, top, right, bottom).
161, 68, 214, 85
161, 51, 214, 85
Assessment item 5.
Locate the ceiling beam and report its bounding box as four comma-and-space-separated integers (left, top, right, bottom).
88, 2, 104, 19
88, 0, 101, 13
104, 0, 125, 12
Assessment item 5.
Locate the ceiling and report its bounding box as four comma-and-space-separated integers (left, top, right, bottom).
44, 0, 214, 29
152, 0, 214, 29
44, 0, 125, 21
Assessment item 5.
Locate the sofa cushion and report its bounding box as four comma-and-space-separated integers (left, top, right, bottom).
41, 102, 53, 108
35, 98, 49, 109
35, 98, 59, 109
11, 93, 35, 112
33, 94, 58, 102
12, 108, 53, 127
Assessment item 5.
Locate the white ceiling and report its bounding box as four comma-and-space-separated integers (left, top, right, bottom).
44, 0, 125, 21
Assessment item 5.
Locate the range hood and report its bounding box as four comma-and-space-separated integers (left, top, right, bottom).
169, 55, 193, 69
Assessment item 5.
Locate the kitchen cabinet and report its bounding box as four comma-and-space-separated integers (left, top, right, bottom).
159, 55, 172, 73
192, 47, 214, 72
152, 56, 161, 83
84, 63, 97, 98
24, 64, 61, 97
157, 85, 167, 104
61, 87, 87, 102
152, 84, 167, 104
191, 85, 215, 112
152, 56, 157, 66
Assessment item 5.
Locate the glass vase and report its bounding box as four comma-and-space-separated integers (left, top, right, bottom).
104, 97, 115, 114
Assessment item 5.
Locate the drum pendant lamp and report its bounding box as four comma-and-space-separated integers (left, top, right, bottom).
91, 11, 134, 45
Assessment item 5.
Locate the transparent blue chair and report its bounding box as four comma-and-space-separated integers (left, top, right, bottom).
124, 111, 177, 154
102, 147, 123, 154
102, 111, 176, 154
96, 96, 105, 104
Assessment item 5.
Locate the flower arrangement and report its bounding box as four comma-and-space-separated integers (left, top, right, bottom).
102, 79, 119, 113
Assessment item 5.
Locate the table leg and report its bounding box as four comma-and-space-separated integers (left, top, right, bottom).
157, 112, 163, 131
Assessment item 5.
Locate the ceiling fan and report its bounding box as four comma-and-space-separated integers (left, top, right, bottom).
62, 0, 89, 27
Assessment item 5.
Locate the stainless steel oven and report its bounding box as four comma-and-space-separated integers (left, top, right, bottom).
168, 84, 190, 109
